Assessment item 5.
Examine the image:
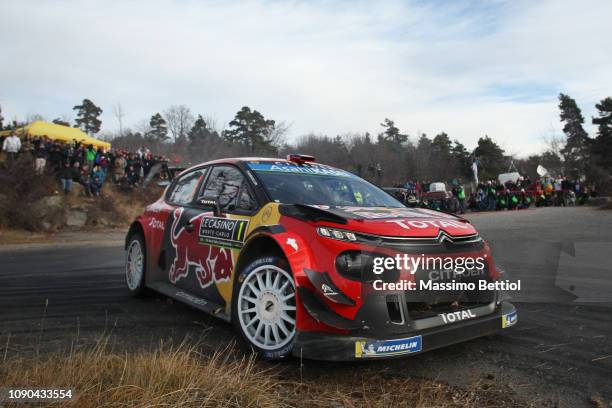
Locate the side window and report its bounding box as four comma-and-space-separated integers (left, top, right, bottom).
167, 169, 207, 205
199, 166, 256, 211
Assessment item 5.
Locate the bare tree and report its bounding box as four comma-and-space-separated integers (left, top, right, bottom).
112, 103, 126, 136
201, 114, 222, 136
164, 104, 194, 143
543, 124, 564, 159
135, 118, 152, 138
25, 113, 45, 123
267, 120, 291, 147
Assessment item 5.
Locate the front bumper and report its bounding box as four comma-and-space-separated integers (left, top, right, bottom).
293, 301, 517, 361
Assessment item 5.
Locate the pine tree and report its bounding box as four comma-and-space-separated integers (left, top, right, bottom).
73, 98, 103, 134
592, 97, 612, 171
474, 135, 506, 181
148, 113, 168, 142
431, 132, 452, 180
222, 106, 276, 153
379, 118, 407, 145
558, 93, 590, 178
188, 114, 219, 147
415, 134, 432, 180
451, 140, 472, 179
0, 105, 4, 131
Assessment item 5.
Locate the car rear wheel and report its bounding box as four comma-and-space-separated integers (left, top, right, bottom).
125, 234, 146, 297
233, 255, 296, 360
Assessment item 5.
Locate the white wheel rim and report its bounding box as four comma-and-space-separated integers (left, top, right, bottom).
126, 239, 144, 290
238, 265, 296, 350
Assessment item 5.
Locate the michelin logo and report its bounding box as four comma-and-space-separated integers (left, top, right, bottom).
502, 310, 518, 328
355, 335, 422, 358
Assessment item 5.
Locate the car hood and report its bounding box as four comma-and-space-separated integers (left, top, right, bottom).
308, 205, 477, 237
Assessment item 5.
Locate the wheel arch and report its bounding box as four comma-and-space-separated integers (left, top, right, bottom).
125, 220, 146, 250
235, 233, 287, 278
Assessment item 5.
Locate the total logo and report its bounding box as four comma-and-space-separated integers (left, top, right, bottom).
439, 309, 476, 324
387, 219, 469, 230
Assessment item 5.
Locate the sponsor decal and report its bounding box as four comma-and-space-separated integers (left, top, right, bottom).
386, 219, 469, 230
321, 283, 337, 296
439, 309, 477, 324
261, 206, 272, 223
148, 217, 165, 231
502, 310, 518, 328
199, 216, 249, 248
286, 238, 298, 252
428, 268, 487, 281
169, 208, 234, 289
247, 162, 355, 178
355, 335, 422, 358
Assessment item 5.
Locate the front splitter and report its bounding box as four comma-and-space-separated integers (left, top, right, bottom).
293, 301, 517, 361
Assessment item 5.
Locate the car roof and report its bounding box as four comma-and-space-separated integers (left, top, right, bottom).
180, 156, 332, 175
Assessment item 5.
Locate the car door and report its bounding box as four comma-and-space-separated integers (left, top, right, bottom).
187, 165, 259, 307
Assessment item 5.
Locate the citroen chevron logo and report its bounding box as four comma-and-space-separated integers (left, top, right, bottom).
437, 231, 452, 244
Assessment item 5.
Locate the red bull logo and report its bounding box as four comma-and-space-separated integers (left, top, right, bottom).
168, 208, 233, 288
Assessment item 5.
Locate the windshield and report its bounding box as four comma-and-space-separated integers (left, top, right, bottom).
248, 162, 404, 207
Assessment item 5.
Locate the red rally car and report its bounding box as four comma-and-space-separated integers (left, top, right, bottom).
124, 155, 517, 361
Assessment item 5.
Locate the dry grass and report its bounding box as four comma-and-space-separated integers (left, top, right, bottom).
100, 185, 161, 227
1, 339, 279, 408
0, 337, 527, 408
0, 228, 52, 245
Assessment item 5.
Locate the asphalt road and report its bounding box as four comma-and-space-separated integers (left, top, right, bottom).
1, 207, 611, 407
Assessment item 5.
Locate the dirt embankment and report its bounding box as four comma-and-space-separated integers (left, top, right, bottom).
0, 159, 159, 239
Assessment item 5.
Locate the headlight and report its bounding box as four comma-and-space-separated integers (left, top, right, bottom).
317, 227, 357, 242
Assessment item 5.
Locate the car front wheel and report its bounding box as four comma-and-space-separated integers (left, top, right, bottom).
232, 255, 297, 360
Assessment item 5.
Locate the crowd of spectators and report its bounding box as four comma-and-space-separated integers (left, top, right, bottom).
1, 131, 167, 197
391, 176, 598, 214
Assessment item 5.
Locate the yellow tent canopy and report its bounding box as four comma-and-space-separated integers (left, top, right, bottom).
0, 120, 111, 150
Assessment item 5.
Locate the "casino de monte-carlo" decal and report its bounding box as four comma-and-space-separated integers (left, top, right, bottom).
198, 216, 249, 248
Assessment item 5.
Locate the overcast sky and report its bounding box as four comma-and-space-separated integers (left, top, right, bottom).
1, 0, 611, 156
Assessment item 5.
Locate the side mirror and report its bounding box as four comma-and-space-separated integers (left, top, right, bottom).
199, 198, 221, 217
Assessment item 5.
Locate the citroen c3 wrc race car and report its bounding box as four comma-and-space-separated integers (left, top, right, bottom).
124, 155, 517, 361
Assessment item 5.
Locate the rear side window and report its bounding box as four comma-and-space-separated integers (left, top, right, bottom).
167, 169, 207, 205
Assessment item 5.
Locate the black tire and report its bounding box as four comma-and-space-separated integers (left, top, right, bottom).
125, 233, 147, 297
232, 255, 296, 361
